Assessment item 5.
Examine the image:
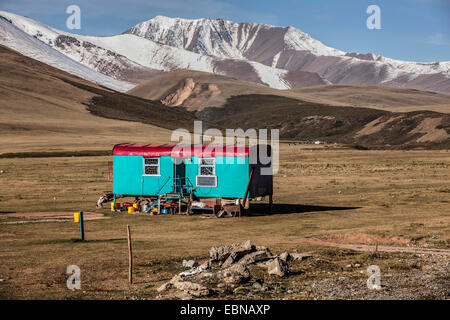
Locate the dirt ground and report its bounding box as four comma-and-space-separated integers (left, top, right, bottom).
0, 145, 449, 299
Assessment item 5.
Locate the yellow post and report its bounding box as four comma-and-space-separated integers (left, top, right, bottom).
73, 212, 80, 223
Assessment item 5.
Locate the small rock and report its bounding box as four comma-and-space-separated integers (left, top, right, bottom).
255, 245, 273, 256
221, 263, 251, 284
173, 280, 210, 297
291, 253, 312, 261
182, 259, 198, 269
233, 286, 248, 294
157, 282, 172, 292
279, 251, 290, 262
174, 293, 194, 300
267, 257, 289, 277
252, 281, 263, 290
255, 260, 270, 268
180, 266, 206, 279
199, 259, 211, 270
354, 263, 361, 268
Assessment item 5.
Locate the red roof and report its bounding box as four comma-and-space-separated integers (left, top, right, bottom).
112, 144, 250, 157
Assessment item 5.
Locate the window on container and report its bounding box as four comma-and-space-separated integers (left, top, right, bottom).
143, 157, 160, 176
199, 158, 215, 176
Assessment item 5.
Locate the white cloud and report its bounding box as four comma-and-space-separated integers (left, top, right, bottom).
427, 33, 450, 46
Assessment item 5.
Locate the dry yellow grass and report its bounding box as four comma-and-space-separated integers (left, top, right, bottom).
0, 145, 449, 299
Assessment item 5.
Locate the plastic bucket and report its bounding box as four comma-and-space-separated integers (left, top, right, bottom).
161, 208, 168, 214
128, 206, 136, 213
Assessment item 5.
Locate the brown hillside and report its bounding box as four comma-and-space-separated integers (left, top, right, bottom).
0, 45, 193, 153
1, 45, 449, 151
127, 70, 330, 111
197, 95, 450, 149
290, 85, 450, 113
129, 70, 450, 114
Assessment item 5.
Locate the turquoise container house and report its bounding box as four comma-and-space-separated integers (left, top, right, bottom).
112, 144, 273, 200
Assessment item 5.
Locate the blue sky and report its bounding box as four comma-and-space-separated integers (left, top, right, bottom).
1, 0, 449, 62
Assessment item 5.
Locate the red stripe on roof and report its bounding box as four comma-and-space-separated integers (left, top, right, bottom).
112, 144, 250, 157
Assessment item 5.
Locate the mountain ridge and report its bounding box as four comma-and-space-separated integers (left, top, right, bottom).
0, 10, 448, 94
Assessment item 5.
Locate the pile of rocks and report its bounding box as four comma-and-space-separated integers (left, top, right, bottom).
157, 240, 312, 298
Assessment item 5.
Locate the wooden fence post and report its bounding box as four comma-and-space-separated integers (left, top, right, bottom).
127, 224, 133, 284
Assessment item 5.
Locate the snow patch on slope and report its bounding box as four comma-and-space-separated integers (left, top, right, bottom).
249, 61, 290, 89
79, 34, 215, 72
0, 16, 134, 92
284, 27, 344, 57
272, 52, 281, 68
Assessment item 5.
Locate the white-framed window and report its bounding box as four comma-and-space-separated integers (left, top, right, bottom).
198, 158, 215, 176
143, 157, 160, 176
197, 158, 217, 187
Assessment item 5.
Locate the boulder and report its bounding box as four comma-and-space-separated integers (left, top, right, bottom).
221, 246, 258, 268
209, 240, 254, 262
267, 257, 289, 277
236, 250, 272, 267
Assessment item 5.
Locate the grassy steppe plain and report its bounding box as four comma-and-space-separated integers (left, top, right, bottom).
0, 145, 448, 299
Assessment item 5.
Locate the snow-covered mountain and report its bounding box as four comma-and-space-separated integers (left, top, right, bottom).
0, 16, 134, 92
0, 11, 316, 90
0, 11, 449, 94
125, 15, 344, 59
125, 16, 450, 93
